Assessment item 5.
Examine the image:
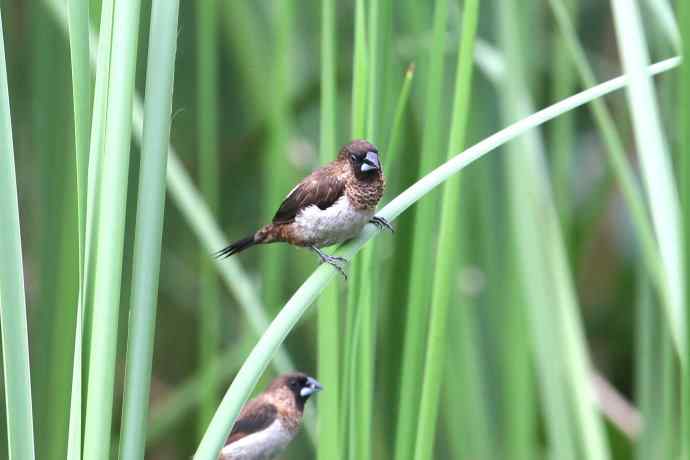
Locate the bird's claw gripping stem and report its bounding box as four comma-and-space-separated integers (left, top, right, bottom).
311, 247, 348, 280
370, 216, 394, 233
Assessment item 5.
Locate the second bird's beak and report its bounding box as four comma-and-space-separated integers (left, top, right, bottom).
300, 377, 324, 397
361, 151, 381, 172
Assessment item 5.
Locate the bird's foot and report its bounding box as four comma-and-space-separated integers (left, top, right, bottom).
370, 216, 394, 233
311, 247, 348, 280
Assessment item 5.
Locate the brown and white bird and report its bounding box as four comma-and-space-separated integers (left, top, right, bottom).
215, 139, 392, 277
218, 373, 323, 460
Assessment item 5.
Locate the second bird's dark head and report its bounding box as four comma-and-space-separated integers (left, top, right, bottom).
271, 372, 323, 411
340, 139, 382, 181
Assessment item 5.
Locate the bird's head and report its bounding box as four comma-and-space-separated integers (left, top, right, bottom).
340, 139, 382, 180
270, 372, 323, 410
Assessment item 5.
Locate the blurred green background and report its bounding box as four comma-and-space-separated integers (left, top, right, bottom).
0, 0, 686, 459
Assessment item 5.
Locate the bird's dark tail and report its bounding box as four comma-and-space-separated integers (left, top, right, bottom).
214, 235, 257, 259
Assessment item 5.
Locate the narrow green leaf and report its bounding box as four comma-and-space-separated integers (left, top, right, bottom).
414, 1, 479, 458
346, 1, 367, 457
197, 0, 221, 434
67, 0, 91, 275
0, 8, 36, 460
261, 0, 295, 312
548, 0, 667, 340
317, 0, 341, 458
82, 0, 143, 456
680, 0, 690, 454
550, 0, 576, 236
66, 0, 114, 457
611, 0, 686, 360
118, 0, 179, 458
636, 274, 676, 459
394, 0, 450, 457
498, 1, 610, 458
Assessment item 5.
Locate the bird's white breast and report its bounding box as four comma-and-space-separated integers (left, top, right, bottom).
293, 195, 375, 247
219, 420, 294, 460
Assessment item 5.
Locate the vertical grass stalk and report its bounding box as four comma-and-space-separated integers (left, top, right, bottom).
317, 0, 341, 458
610, 0, 686, 359
197, 0, 221, 434
548, 0, 666, 317
350, 0, 390, 458
0, 8, 36, 460
499, 1, 609, 458
345, 0, 367, 456
678, 0, 690, 453
118, 0, 179, 458
414, 0, 479, 458
550, 0, 576, 237
394, 0, 449, 458
82, 0, 143, 456
67, 0, 91, 272
66, 1, 115, 457
636, 274, 676, 459
261, 0, 295, 311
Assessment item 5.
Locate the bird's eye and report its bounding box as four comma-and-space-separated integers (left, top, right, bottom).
351, 154, 358, 162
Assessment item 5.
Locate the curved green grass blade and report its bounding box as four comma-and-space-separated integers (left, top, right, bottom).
192, 55, 681, 460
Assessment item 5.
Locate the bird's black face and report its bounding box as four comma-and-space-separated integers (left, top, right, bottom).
348, 145, 382, 180
286, 374, 323, 403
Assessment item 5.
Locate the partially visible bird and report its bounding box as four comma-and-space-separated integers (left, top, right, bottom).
218, 372, 323, 460
215, 139, 392, 278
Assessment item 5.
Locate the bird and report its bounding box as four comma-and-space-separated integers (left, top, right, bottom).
215, 139, 393, 278
218, 372, 323, 460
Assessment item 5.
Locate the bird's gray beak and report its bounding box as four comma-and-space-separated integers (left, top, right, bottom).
300, 377, 324, 397
361, 151, 381, 172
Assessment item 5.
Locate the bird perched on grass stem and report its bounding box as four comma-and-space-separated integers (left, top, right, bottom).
215, 139, 392, 278
218, 373, 323, 460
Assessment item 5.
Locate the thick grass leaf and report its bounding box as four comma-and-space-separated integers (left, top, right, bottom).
0, 8, 36, 460
611, 0, 686, 360
118, 0, 180, 457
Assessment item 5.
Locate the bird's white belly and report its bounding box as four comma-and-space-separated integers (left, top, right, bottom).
294, 195, 375, 248
219, 420, 294, 460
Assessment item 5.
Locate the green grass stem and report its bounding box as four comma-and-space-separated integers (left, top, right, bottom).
118, 1, 179, 458
499, 2, 610, 458
393, 0, 449, 457
414, 1, 479, 458
316, 0, 341, 458
678, 0, 690, 454
197, 0, 222, 435
611, 0, 686, 360
65, 0, 114, 457
0, 8, 37, 460
82, 0, 142, 456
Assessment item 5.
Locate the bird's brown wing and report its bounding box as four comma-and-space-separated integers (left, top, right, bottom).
225, 401, 278, 445
272, 167, 346, 224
